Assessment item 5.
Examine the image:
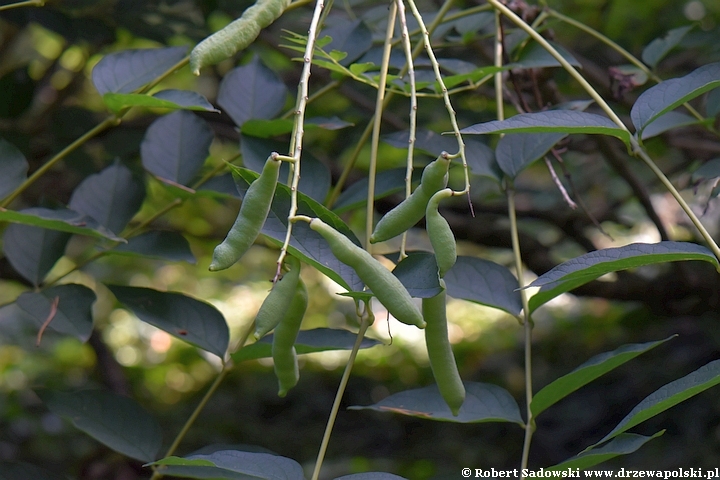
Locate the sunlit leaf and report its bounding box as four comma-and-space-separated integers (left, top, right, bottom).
0, 138, 29, 199
140, 110, 213, 186
444, 257, 522, 316
102, 90, 219, 114
349, 382, 524, 425
68, 163, 145, 235
461, 111, 631, 146
631, 62, 720, 133
108, 286, 229, 357
548, 432, 664, 470
590, 359, 720, 448
232, 328, 380, 363
642, 26, 693, 69
0, 207, 125, 241
16, 284, 96, 343
110, 231, 196, 263
231, 166, 363, 292
92, 47, 187, 96
531, 337, 674, 417
3, 223, 71, 286
149, 450, 304, 480
528, 242, 718, 312
217, 57, 288, 128
39, 389, 162, 463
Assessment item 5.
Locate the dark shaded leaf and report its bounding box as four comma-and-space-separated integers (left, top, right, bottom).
549, 432, 663, 470
531, 337, 674, 417
92, 47, 187, 96
240, 135, 330, 202
444, 257, 522, 316
16, 284, 96, 343
392, 252, 442, 298
140, 110, 214, 186
631, 62, 720, 133
110, 231, 196, 263
0, 207, 125, 241
527, 242, 719, 312
233, 328, 380, 363
217, 57, 288, 128
640, 111, 704, 140
0, 462, 68, 480
514, 41, 581, 69
333, 168, 421, 214
108, 286, 229, 358
590, 359, 720, 448
0, 138, 29, 199
3, 223, 71, 286
0, 67, 36, 119
495, 133, 567, 178
465, 137, 501, 181
230, 166, 363, 292
707, 87, 720, 117
642, 26, 693, 69
691, 158, 720, 182
102, 89, 219, 114
199, 174, 241, 198
452, 11, 494, 35
324, 19, 373, 66
350, 382, 524, 425
461, 111, 631, 146
39, 389, 162, 463
150, 450, 304, 480
68, 163, 146, 234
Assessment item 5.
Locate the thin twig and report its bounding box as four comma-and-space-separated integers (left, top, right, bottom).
36, 296, 59, 347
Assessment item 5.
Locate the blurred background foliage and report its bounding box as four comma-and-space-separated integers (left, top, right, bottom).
1, 0, 720, 478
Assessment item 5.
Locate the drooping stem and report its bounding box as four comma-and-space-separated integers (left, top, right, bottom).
275, 0, 326, 279
311, 311, 373, 480
364, 1, 397, 250
489, 0, 720, 262
406, 0, 469, 195
507, 180, 535, 476
396, 0, 417, 260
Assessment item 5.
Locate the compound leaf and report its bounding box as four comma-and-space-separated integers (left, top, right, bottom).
16, 284, 96, 343
110, 231, 196, 263
444, 257, 522, 316
548, 432, 664, 471
642, 26, 693, 69
0, 138, 28, 199
102, 89, 219, 114
149, 450, 304, 480
92, 47, 187, 96
0, 207, 125, 241
495, 133, 567, 178
3, 223, 71, 286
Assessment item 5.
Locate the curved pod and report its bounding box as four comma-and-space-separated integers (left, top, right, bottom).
254, 256, 302, 339
309, 218, 425, 329
272, 279, 308, 397
426, 188, 457, 278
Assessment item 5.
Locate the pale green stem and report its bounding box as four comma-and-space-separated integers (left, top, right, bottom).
507, 181, 535, 476
310, 312, 373, 480
396, 0, 417, 260
547, 9, 705, 123
494, 10, 505, 122
324, 0, 456, 208
276, 0, 326, 279
365, 2, 397, 250
489, 0, 720, 261
406, 0, 469, 195
0, 0, 43, 11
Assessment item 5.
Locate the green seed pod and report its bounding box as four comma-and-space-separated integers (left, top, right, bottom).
370, 155, 451, 244
189, 0, 292, 75
309, 218, 425, 329
209, 156, 281, 272
272, 279, 308, 397
423, 281, 465, 416
254, 256, 301, 340
426, 189, 457, 278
